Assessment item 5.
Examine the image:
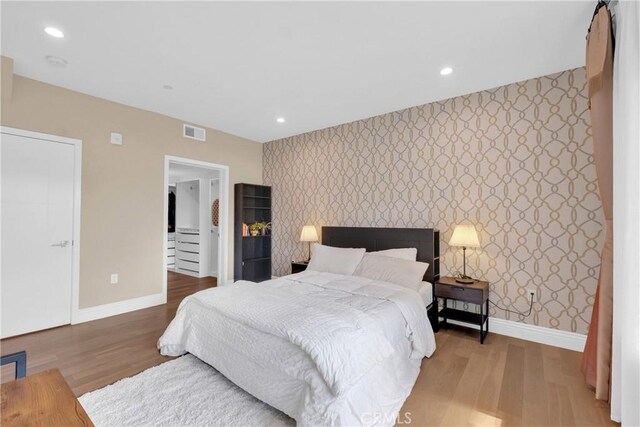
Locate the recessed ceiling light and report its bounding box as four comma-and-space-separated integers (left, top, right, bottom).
45, 55, 67, 67
440, 67, 453, 76
276, 117, 285, 123
163, 85, 173, 90
44, 27, 64, 38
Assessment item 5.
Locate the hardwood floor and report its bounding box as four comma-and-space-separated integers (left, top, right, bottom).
1, 272, 614, 426
0, 272, 216, 396
401, 325, 615, 426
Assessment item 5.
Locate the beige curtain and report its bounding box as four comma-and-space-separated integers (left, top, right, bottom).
582, 5, 614, 401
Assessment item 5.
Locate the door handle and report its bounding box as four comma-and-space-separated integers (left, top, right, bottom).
51, 240, 70, 248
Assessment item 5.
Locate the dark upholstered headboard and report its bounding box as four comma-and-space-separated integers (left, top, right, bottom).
321, 227, 440, 284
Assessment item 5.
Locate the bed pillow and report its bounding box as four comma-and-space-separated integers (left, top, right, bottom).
306, 243, 366, 275
370, 248, 417, 261
353, 254, 429, 292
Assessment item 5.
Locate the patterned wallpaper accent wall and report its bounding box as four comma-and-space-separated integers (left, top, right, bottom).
263, 68, 604, 334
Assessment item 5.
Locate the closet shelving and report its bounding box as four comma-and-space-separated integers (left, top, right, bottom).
167, 232, 176, 271
172, 179, 209, 278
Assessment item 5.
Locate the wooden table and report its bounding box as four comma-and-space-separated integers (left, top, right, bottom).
291, 261, 309, 274
1, 369, 93, 426
435, 276, 490, 343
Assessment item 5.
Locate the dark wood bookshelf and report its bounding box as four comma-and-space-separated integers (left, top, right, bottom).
234, 183, 272, 282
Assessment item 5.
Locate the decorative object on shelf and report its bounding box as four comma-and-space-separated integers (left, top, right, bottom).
211, 199, 219, 227
448, 224, 480, 284
300, 225, 318, 262
260, 221, 271, 236
249, 221, 270, 237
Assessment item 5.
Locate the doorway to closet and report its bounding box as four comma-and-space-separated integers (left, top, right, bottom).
164, 156, 229, 296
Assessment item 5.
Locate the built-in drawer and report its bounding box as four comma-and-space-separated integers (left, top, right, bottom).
176, 241, 199, 253
435, 283, 484, 304
176, 259, 199, 273
176, 233, 200, 244
168, 240, 176, 249
167, 248, 175, 257
176, 251, 199, 263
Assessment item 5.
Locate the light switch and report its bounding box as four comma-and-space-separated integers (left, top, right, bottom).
110, 273, 119, 284
110, 132, 123, 145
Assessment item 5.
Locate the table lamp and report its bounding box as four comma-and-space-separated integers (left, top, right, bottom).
300, 225, 318, 262
449, 224, 480, 284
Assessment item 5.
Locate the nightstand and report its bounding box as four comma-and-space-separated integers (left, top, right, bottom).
435, 276, 490, 343
291, 261, 308, 274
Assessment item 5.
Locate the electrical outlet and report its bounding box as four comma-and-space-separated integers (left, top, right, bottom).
527, 289, 536, 300
110, 273, 119, 285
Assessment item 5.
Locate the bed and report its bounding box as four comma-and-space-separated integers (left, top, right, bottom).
158, 227, 440, 426
321, 227, 441, 327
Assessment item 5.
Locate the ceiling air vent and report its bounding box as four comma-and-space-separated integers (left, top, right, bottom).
183, 124, 206, 141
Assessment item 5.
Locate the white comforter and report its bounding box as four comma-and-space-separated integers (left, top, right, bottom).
158, 271, 436, 426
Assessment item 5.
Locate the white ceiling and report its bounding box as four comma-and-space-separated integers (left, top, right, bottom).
1, 1, 594, 143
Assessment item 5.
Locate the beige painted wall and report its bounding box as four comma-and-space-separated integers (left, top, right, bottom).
1, 59, 263, 308
1, 56, 13, 102
264, 68, 604, 334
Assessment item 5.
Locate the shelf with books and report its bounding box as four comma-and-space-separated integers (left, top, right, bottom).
235, 184, 272, 282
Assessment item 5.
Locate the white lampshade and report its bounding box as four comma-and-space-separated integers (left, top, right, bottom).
449, 224, 480, 248
300, 225, 318, 242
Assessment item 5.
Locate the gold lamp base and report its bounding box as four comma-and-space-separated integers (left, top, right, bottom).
455, 245, 475, 284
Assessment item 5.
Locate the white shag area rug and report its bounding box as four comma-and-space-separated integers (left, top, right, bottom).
79, 354, 294, 427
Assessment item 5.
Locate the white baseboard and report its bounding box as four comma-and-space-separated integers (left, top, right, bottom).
72, 292, 166, 324
445, 317, 586, 352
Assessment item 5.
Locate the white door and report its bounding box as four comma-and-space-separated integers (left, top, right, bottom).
1, 132, 76, 338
